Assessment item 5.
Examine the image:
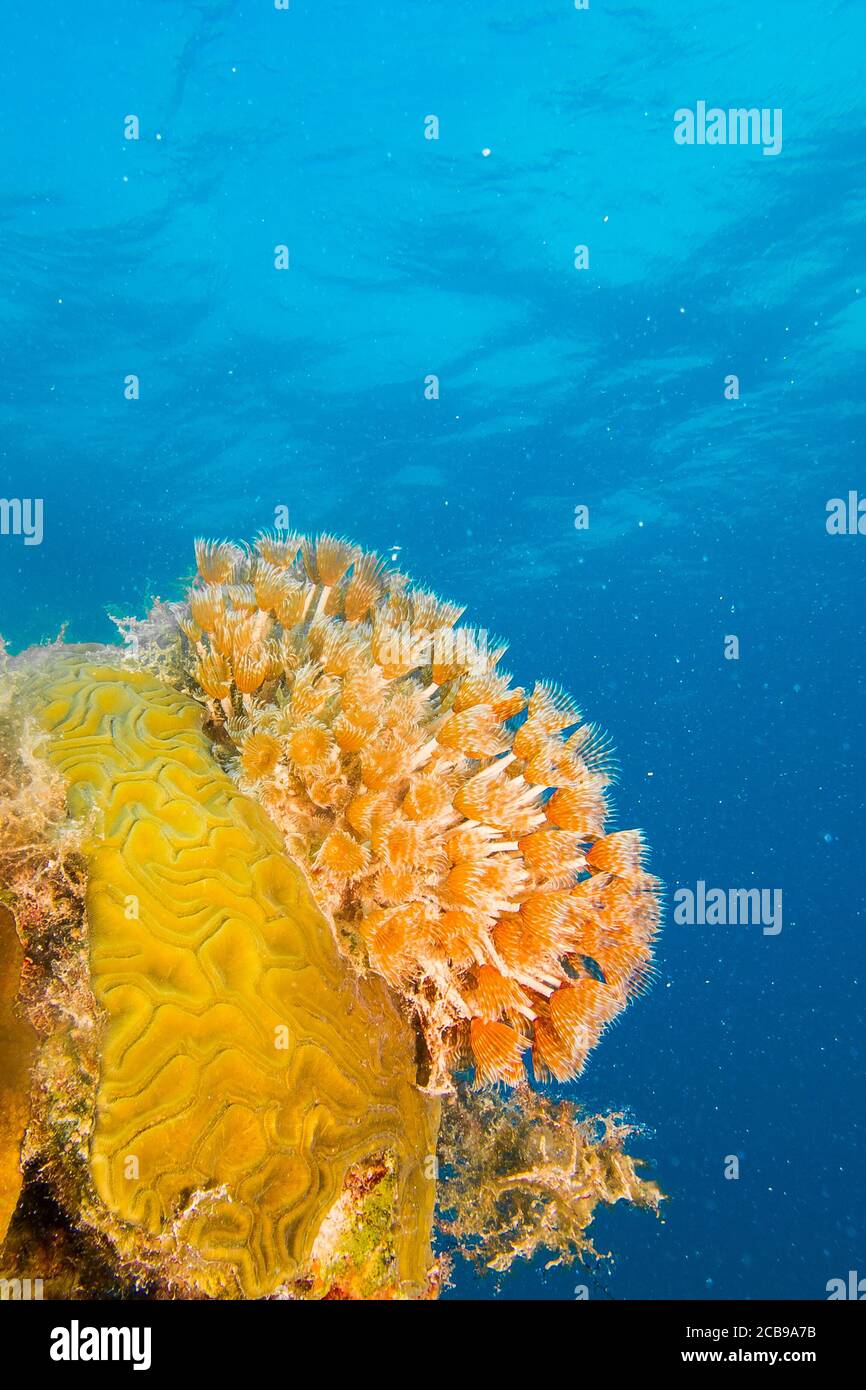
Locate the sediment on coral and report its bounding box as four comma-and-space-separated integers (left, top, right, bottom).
436, 1085, 662, 1276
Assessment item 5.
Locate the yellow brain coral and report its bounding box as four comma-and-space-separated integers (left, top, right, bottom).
11, 653, 438, 1299
180, 531, 662, 1093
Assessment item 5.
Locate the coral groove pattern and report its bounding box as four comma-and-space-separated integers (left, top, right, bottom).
28, 657, 437, 1297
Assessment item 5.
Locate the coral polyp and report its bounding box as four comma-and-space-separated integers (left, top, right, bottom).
178, 531, 662, 1093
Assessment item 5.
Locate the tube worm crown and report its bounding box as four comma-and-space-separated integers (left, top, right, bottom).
179, 531, 662, 1093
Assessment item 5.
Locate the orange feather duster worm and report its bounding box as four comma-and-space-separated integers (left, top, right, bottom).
180, 532, 661, 1092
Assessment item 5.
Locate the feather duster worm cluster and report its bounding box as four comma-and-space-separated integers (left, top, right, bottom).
179, 533, 661, 1092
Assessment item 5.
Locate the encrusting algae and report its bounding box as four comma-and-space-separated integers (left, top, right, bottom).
0, 530, 663, 1299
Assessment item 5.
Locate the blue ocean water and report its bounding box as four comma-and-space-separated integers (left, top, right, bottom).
1, 0, 863, 1301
